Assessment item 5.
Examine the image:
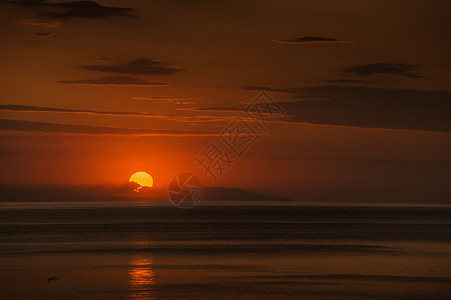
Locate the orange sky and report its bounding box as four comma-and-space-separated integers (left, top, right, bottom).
0, 0, 450, 201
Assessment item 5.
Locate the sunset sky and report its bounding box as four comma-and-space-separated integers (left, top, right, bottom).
1, 0, 450, 201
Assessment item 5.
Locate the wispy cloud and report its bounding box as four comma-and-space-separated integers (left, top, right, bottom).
195, 105, 244, 112
273, 36, 353, 44
263, 155, 451, 167
324, 79, 377, 84
57, 76, 168, 87
200, 86, 451, 132
19, 18, 61, 27
32, 31, 53, 38
241, 86, 288, 93
0, 119, 213, 136
81, 58, 184, 75
0, 104, 157, 117
0, 104, 233, 124
133, 96, 194, 104
344, 63, 424, 78
12, 0, 136, 19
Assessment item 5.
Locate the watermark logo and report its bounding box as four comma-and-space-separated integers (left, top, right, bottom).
167, 91, 284, 208
195, 92, 284, 183
244, 91, 285, 132
167, 173, 203, 208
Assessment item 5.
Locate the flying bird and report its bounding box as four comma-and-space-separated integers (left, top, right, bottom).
47, 277, 57, 283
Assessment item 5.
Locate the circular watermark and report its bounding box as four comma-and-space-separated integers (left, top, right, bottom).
167, 173, 203, 208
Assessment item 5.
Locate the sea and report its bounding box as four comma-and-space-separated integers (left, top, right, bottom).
0, 202, 450, 299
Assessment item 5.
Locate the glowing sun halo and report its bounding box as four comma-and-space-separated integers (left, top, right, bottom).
129, 172, 153, 192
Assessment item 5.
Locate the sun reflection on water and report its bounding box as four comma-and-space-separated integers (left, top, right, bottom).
128, 256, 155, 300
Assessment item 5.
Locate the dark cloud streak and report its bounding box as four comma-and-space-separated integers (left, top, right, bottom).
344, 63, 424, 78
0, 119, 211, 136
20, 19, 61, 27
324, 79, 377, 84
0, 104, 157, 117
203, 86, 451, 132
32, 31, 53, 37
57, 76, 168, 86
12, 0, 135, 19
81, 58, 184, 75
273, 36, 353, 44
0, 105, 233, 123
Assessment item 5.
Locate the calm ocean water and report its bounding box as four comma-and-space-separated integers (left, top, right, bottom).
0, 203, 450, 299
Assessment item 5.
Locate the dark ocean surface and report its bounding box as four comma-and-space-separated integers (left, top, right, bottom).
1, 202, 450, 299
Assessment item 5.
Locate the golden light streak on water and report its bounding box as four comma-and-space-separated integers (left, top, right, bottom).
128, 257, 155, 300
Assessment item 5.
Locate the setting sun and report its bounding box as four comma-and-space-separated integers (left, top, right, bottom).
129, 172, 153, 192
